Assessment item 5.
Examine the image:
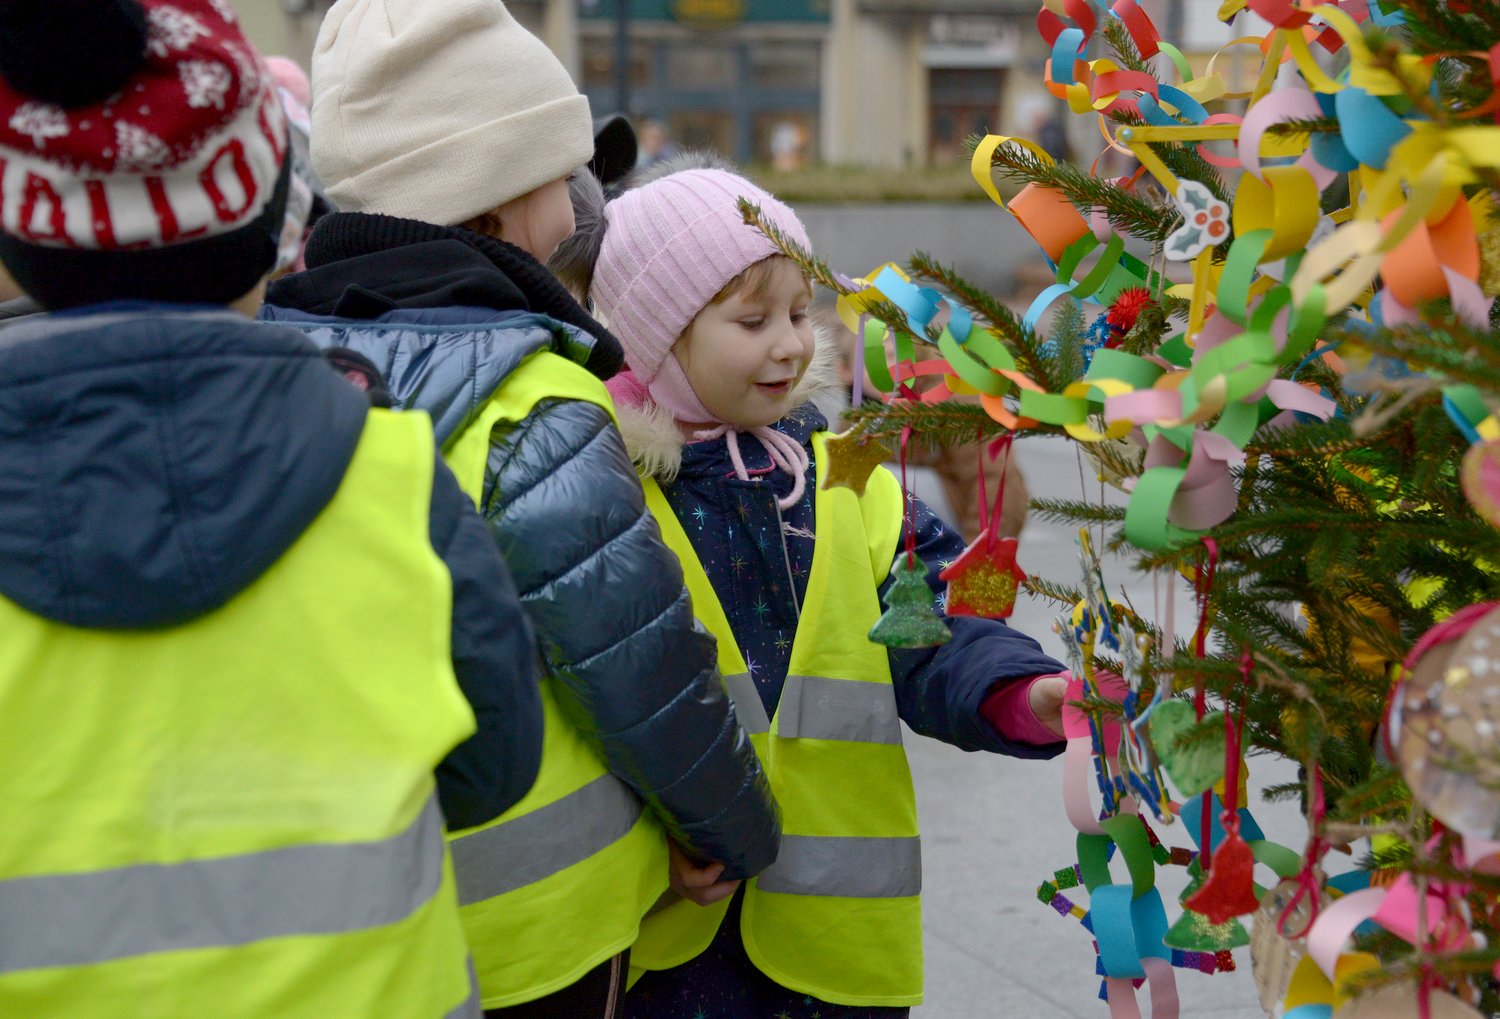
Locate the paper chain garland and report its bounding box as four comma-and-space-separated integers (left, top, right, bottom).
1049, 530, 1302, 1017
837, 0, 1500, 552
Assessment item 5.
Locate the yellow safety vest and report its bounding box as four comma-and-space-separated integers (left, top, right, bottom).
635, 434, 925, 1008
0, 410, 480, 1019
443, 350, 671, 1008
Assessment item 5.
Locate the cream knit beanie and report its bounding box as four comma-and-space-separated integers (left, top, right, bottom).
311, 0, 592, 226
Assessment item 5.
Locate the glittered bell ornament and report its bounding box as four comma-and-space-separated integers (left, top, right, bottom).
1183, 828, 1260, 925
870, 554, 952, 649
1164, 870, 1250, 951
1389, 602, 1500, 839
940, 534, 1026, 619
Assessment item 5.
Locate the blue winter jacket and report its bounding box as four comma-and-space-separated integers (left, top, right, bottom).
0, 304, 543, 829
261, 213, 780, 878
642, 401, 1067, 757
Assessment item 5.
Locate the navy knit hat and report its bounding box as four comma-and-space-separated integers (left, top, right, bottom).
0, 0, 291, 309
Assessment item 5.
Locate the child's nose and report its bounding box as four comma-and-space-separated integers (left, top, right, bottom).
770, 322, 803, 361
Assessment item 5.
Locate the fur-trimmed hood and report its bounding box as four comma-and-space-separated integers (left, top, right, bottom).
616, 324, 847, 482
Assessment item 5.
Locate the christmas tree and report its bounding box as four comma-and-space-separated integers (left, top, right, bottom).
745, 0, 1500, 1014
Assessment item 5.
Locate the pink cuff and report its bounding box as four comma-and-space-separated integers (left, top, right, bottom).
981, 674, 1067, 746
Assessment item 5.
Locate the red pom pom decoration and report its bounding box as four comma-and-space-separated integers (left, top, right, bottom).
1106, 286, 1154, 336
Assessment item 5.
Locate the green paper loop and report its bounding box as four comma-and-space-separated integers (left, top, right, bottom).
1217, 229, 1272, 324
1020, 389, 1089, 425
936, 327, 1009, 396
864, 319, 895, 393
1100, 815, 1156, 898
958, 326, 1018, 373
1087, 348, 1165, 389
1248, 840, 1302, 879
1078, 832, 1114, 893
1126, 465, 1200, 550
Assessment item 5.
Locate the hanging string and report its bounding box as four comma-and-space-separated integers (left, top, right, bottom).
976, 429, 1015, 551
852, 313, 868, 408
1193, 536, 1220, 867
1279, 764, 1329, 939
900, 424, 916, 567
1220, 648, 1252, 829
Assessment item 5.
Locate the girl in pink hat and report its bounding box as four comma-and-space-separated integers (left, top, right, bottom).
577, 156, 1072, 1019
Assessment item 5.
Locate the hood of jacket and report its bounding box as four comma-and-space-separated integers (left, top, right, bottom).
616, 325, 847, 482
267, 211, 624, 379
0, 306, 370, 630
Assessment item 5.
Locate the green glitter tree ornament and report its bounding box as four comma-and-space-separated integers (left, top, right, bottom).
869, 554, 952, 649
1163, 871, 1250, 951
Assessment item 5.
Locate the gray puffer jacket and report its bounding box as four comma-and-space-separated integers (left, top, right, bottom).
262, 213, 779, 878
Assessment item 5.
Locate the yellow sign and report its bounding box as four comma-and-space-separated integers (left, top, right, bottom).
672, 0, 744, 26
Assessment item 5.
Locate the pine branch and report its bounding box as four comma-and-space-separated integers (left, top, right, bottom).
1024, 575, 1084, 608
1265, 117, 1343, 137
982, 142, 1182, 245
841, 399, 1046, 447
1030, 497, 1127, 524
905, 252, 1067, 391
738, 198, 938, 343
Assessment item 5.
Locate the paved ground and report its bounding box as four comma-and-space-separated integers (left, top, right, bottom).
903, 435, 1304, 1019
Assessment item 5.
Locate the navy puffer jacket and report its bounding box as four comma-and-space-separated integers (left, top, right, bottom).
262, 213, 779, 878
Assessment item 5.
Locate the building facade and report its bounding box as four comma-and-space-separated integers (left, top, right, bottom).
230, 0, 1242, 169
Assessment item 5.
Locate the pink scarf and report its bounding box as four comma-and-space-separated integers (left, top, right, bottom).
607, 362, 810, 511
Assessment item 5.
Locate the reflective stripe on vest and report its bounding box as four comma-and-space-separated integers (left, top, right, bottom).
0, 411, 478, 1018
635, 434, 924, 1007
776, 674, 901, 744
440, 351, 670, 1009
0, 797, 444, 974
450, 775, 644, 903
755, 835, 922, 898
722, 671, 770, 735
447, 961, 483, 1019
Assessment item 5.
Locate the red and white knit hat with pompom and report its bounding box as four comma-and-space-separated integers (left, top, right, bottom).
0, 0, 289, 308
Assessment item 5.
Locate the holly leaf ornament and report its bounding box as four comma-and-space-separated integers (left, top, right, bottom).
1148, 700, 1227, 798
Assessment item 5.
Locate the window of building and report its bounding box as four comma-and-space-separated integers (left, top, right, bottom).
749, 41, 821, 90
928, 67, 1004, 165
580, 37, 655, 91
666, 42, 738, 89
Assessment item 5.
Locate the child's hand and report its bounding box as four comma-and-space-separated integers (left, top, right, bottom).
668, 840, 741, 906
1028, 674, 1071, 739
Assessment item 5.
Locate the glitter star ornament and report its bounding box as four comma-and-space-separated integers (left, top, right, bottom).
939, 533, 1026, 619
869, 555, 952, 648
822, 428, 893, 497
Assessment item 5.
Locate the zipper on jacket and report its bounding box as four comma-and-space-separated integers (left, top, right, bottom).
774, 501, 803, 620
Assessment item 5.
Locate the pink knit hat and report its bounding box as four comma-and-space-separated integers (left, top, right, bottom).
591, 168, 811, 422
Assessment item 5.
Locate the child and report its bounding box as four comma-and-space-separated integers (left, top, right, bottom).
580, 160, 1073, 1018
0, 1, 542, 1015
260, 3, 779, 1015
